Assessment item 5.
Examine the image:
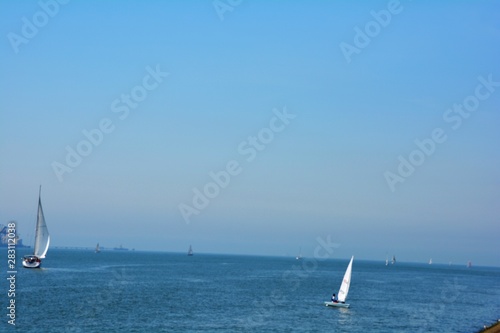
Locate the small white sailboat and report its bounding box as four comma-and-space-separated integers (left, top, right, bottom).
385, 256, 389, 266
429, 258, 432, 265
325, 256, 354, 308
391, 255, 396, 265
187, 245, 193, 256
22, 186, 50, 269
296, 247, 302, 260
95, 243, 100, 253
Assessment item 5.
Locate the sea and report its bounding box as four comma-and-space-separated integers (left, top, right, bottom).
2, 249, 499, 333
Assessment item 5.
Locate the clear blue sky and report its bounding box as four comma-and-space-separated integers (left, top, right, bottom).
1, 0, 499, 266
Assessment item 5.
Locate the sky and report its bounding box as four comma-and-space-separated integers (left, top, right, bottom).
1, 0, 499, 266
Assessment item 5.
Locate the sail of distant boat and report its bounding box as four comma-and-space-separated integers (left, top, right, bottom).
95, 243, 100, 253
391, 255, 396, 264
325, 256, 354, 308
188, 245, 193, 256
23, 186, 50, 268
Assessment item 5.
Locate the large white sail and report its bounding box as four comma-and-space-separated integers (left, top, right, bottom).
337, 256, 353, 302
34, 188, 50, 258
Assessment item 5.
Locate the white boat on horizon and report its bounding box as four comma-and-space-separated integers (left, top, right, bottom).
296, 247, 302, 260
188, 245, 193, 256
325, 256, 354, 308
22, 186, 50, 269
95, 243, 100, 253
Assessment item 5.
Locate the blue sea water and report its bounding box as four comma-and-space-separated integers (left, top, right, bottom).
1, 249, 499, 332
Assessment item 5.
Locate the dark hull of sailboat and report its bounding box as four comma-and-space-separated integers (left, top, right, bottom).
22, 256, 42, 268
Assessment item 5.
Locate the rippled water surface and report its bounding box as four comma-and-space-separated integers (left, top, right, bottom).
2, 249, 499, 332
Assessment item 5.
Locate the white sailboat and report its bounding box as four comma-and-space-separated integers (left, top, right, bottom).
187, 245, 193, 256
296, 247, 302, 260
22, 186, 50, 269
95, 243, 100, 253
325, 256, 354, 308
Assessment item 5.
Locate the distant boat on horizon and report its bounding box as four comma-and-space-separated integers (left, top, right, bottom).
113, 244, 129, 251
296, 247, 302, 260
187, 245, 193, 256
95, 243, 100, 253
429, 258, 433, 265
391, 255, 396, 265
467, 261, 472, 268
22, 186, 50, 269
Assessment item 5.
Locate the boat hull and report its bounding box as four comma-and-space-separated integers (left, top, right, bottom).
22, 256, 41, 268
324, 301, 350, 308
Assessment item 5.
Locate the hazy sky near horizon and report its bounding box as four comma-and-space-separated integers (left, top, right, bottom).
1, 0, 499, 266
